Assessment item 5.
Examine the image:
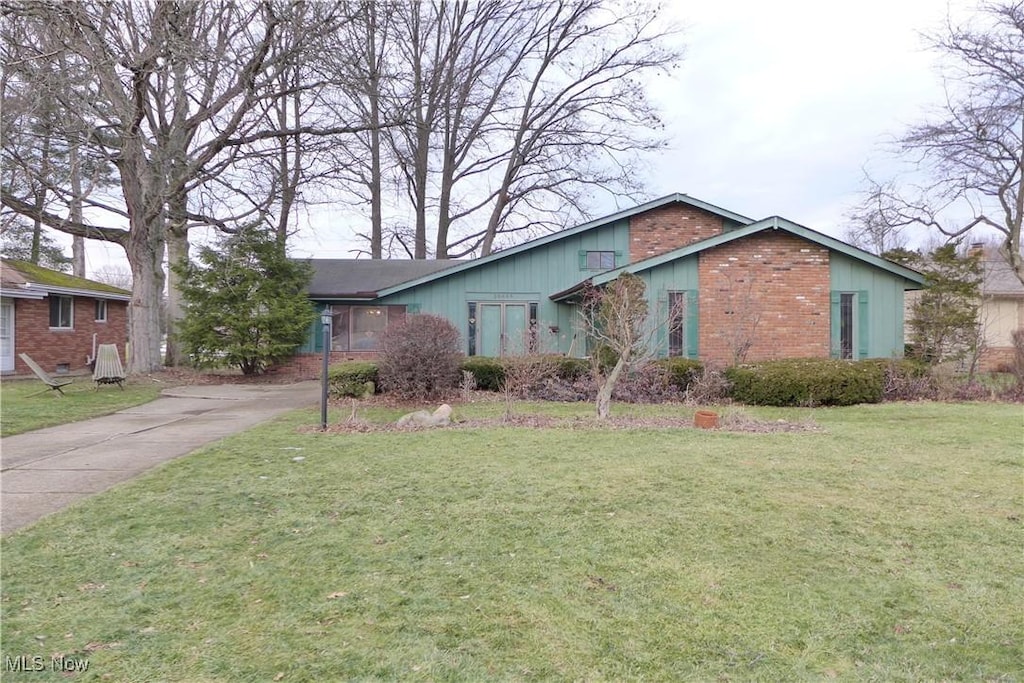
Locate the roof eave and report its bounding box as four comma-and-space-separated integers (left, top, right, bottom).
31, 283, 132, 301
0, 285, 46, 299
377, 194, 757, 297
587, 216, 928, 287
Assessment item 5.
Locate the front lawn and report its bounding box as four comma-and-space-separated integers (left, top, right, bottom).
0, 378, 166, 437
1, 401, 1020, 681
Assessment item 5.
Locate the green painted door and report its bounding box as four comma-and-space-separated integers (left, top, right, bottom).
479, 304, 503, 357
504, 304, 527, 354
477, 302, 530, 356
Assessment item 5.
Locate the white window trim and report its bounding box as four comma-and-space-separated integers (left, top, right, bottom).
95, 299, 108, 323
49, 295, 74, 330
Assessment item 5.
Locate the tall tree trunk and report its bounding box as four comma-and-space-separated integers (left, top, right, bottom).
164, 191, 189, 367
366, 1, 384, 259
119, 130, 167, 374
69, 143, 85, 277
595, 356, 627, 419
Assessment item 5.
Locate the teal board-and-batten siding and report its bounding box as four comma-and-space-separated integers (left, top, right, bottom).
376, 219, 632, 355
829, 252, 908, 358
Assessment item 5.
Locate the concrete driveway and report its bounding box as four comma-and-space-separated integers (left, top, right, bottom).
0, 381, 319, 535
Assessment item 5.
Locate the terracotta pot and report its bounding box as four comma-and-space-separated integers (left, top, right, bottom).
694, 410, 719, 430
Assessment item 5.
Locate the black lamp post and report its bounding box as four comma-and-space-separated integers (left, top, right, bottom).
320, 307, 332, 430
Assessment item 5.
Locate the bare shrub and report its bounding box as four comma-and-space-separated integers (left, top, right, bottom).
501, 355, 556, 418
610, 364, 682, 404
881, 359, 936, 402
684, 366, 732, 405
460, 370, 478, 402
378, 315, 463, 400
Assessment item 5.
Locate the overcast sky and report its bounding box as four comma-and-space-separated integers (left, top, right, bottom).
79, 0, 975, 276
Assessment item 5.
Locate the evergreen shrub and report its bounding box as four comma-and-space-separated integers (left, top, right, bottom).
328, 362, 379, 398
725, 359, 885, 406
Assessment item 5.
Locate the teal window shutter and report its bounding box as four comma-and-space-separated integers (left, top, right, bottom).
656, 289, 669, 357
685, 290, 699, 359
406, 303, 421, 314
578, 250, 587, 270
614, 250, 623, 266
858, 290, 870, 358
829, 291, 841, 359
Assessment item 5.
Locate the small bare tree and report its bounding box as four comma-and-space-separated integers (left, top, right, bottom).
577, 273, 678, 419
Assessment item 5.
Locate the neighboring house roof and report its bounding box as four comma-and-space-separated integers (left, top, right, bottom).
0, 259, 131, 301
374, 194, 755, 298
550, 216, 927, 302
982, 259, 1024, 297
305, 259, 462, 298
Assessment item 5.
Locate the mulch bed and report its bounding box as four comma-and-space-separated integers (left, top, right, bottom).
307, 411, 821, 435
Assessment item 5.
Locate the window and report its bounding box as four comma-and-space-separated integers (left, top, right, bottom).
668, 291, 686, 357
95, 299, 108, 322
586, 251, 616, 270
49, 296, 73, 329
839, 292, 855, 360
329, 306, 390, 351
351, 307, 388, 350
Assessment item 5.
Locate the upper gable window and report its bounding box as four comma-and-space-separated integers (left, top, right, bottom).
586, 251, 616, 270
49, 295, 73, 329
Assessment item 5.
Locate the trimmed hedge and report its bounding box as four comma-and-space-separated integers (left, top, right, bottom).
328, 361, 379, 398
725, 359, 885, 406
551, 356, 590, 381
653, 358, 704, 391
461, 357, 505, 391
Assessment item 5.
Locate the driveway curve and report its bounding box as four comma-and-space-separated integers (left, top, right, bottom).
1, 381, 319, 535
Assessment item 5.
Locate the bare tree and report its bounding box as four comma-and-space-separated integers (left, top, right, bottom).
852, 2, 1023, 284
844, 179, 910, 255
91, 264, 133, 290
339, 0, 679, 259
576, 273, 678, 419
0, 1, 373, 372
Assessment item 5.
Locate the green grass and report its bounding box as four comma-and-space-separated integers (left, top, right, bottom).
1, 401, 1021, 681
0, 378, 165, 436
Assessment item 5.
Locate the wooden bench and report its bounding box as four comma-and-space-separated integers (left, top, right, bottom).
18, 353, 74, 396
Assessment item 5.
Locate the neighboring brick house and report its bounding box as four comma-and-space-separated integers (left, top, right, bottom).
291, 194, 924, 372
0, 259, 130, 376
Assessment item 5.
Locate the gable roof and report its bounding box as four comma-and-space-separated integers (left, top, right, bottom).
1, 259, 131, 300
550, 216, 927, 301
982, 259, 1024, 297
375, 194, 754, 297
305, 259, 462, 299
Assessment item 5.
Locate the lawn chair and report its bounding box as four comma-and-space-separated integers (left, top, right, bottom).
92, 344, 126, 390
18, 353, 74, 397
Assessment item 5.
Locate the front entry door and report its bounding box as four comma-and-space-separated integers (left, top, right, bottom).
477, 302, 528, 357
1, 300, 14, 373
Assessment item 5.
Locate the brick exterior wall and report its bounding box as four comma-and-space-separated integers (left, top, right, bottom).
629, 204, 725, 262
979, 345, 1019, 373
12, 296, 129, 375
698, 232, 830, 365
269, 351, 379, 381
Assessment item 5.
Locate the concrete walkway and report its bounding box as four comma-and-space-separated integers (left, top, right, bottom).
1, 381, 319, 535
